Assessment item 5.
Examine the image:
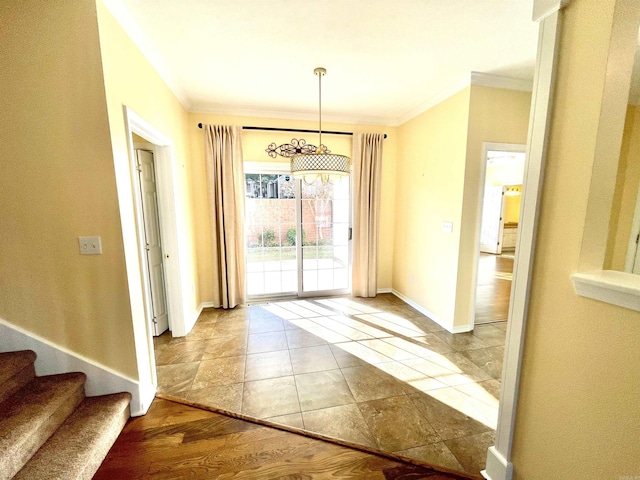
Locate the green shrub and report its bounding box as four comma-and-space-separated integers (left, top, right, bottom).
285, 228, 305, 246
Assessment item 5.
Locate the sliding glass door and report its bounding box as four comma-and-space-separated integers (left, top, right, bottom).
244, 168, 350, 299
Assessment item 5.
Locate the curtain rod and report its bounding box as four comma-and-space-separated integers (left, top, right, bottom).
197, 123, 387, 139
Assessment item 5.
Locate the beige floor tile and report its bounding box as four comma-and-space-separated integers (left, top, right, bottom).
332, 341, 394, 366
245, 350, 293, 381
242, 376, 300, 418
247, 331, 288, 354
155, 341, 206, 366
285, 327, 328, 349
248, 316, 285, 334
409, 391, 493, 441
434, 331, 490, 352
192, 355, 245, 389
358, 338, 418, 361
295, 370, 355, 411
471, 324, 507, 347
329, 344, 368, 368
341, 364, 406, 402
395, 442, 464, 471
186, 383, 243, 412
156, 362, 200, 395
266, 412, 305, 429
460, 346, 505, 380
329, 315, 392, 338
289, 344, 338, 374
444, 431, 495, 476
374, 361, 447, 394
358, 395, 440, 451
302, 404, 378, 449
202, 335, 247, 359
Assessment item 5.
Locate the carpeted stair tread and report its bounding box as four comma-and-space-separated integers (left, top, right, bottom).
13, 392, 132, 480
0, 350, 37, 405
0, 372, 86, 480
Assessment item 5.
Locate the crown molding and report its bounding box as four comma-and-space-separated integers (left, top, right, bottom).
100, 0, 191, 110
394, 75, 472, 126
470, 72, 534, 92
532, 0, 571, 22
189, 103, 394, 127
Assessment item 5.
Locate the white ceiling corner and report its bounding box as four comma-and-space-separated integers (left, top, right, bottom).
102, 0, 539, 126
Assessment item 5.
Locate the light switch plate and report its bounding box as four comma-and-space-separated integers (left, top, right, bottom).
442, 222, 454, 233
79, 236, 102, 255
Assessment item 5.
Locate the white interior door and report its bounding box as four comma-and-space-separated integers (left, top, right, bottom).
480, 185, 506, 254
136, 149, 169, 336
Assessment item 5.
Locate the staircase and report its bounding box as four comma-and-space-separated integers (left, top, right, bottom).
0, 350, 131, 480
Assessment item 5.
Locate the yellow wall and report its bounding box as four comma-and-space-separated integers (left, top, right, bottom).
504, 190, 523, 224
393, 86, 530, 330
189, 113, 396, 300
456, 86, 531, 328
512, 0, 640, 477
96, 0, 197, 323
606, 105, 640, 270
0, 0, 137, 376
394, 89, 471, 326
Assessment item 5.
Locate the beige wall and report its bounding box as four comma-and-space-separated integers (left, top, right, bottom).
189, 113, 396, 300
393, 89, 471, 326
0, 0, 137, 376
393, 86, 530, 330
512, 0, 640, 477
606, 105, 640, 270
455, 86, 531, 328
96, 0, 198, 325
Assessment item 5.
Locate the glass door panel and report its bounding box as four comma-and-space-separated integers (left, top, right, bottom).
245, 173, 297, 297
300, 176, 350, 294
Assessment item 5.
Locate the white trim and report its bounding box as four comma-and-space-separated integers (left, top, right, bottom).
0, 319, 154, 416
624, 181, 640, 272
571, 270, 640, 311
533, 0, 571, 22
124, 107, 190, 338
193, 105, 393, 127
471, 72, 534, 92
376, 287, 392, 294
485, 10, 564, 480
482, 446, 512, 480
391, 289, 472, 333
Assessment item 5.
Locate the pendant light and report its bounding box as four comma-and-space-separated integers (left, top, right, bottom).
290, 67, 350, 185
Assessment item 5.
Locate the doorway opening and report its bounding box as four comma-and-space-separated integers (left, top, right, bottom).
244, 165, 351, 300
474, 144, 525, 326
134, 146, 170, 336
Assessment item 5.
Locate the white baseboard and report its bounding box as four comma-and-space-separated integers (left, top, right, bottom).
376, 287, 392, 294
390, 289, 472, 333
482, 446, 512, 480
0, 319, 154, 416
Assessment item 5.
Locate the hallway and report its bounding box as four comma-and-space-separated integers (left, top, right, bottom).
155, 294, 505, 477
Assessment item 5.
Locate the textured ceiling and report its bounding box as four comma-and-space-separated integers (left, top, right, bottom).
104, 0, 539, 125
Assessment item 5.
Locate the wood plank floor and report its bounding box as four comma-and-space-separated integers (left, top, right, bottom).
475, 253, 514, 324
95, 398, 479, 479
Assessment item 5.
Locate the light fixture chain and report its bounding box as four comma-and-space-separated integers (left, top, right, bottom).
318, 68, 322, 149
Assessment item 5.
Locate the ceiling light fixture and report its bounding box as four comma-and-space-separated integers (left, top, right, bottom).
291, 67, 350, 185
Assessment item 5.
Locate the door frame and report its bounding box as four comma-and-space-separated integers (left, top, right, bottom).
624, 180, 640, 272
471, 142, 526, 328
244, 161, 352, 299
123, 107, 189, 388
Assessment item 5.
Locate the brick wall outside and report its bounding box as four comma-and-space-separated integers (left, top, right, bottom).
246, 198, 333, 246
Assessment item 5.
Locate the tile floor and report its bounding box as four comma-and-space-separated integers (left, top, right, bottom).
154, 294, 506, 477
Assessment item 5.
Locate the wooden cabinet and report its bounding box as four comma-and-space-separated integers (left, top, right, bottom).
502, 225, 518, 250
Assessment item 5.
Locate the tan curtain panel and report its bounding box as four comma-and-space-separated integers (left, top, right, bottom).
352, 133, 384, 297
203, 125, 246, 308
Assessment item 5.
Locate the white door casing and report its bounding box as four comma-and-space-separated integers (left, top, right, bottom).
136, 149, 169, 336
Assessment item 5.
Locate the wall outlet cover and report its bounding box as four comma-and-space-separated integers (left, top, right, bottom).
79, 236, 102, 255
